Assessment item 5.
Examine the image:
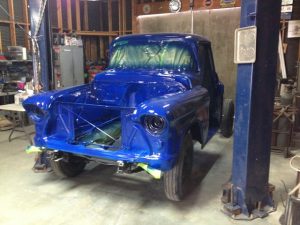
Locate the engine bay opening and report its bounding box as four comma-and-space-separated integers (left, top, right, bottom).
76, 119, 122, 150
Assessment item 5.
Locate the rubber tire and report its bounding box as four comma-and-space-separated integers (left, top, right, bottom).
220, 99, 234, 138
50, 154, 86, 178
164, 133, 193, 201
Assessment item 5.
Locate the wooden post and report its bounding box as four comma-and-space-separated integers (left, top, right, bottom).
75, 0, 81, 31
66, 0, 72, 31
108, 0, 113, 43
83, 1, 89, 30
8, 0, 16, 46
57, 0, 63, 32
23, 0, 30, 49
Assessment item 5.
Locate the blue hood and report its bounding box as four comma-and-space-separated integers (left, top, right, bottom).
94, 70, 192, 88
23, 70, 193, 111
91, 70, 192, 107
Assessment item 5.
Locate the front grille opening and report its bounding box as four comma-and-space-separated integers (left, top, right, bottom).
76, 119, 121, 150
56, 103, 134, 151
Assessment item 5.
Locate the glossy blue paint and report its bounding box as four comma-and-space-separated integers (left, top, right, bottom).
23, 34, 223, 171
226, 0, 281, 218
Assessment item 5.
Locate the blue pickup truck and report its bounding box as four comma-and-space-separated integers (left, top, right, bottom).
23, 33, 234, 201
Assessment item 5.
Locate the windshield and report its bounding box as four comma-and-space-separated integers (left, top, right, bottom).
108, 40, 196, 72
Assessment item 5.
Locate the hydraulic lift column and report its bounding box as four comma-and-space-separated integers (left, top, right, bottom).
29, 0, 53, 91
29, 0, 53, 171
222, 0, 282, 219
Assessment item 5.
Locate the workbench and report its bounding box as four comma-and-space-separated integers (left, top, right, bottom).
0, 103, 33, 144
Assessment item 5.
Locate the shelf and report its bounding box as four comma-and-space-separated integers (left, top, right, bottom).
0, 60, 32, 64
76, 31, 119, 37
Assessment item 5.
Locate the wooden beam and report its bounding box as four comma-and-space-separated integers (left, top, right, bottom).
23, 0, 30, 49
57, 0, 63, 31
0, 20, 29, 26
66, 0, 72, 31
83, 1, 89, 30
108, 0, 113, 43
0, 20, 12, 24
8, 0, 16, 46
75, 0, 81, 31
76, 31, 118, 36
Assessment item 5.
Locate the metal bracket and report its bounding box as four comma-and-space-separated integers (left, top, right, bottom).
32, 151, 52, 173
221, 183, 276, 220
116, 160, 125, 173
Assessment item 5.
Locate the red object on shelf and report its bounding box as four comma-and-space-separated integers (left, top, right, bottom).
0, 55, 7, 60
17, 82, 25, 90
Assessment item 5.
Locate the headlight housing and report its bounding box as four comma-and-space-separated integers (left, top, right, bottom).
24, 104, 47, 122
143, 115, 166, 135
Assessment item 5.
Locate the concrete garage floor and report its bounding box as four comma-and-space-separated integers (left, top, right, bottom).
0, 129, 298, 225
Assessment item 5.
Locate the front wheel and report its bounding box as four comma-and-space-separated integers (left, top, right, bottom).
164, 133, 193, 201
50, 153, 87, 178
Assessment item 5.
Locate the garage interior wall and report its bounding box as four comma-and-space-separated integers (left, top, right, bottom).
137, 8, 241, 100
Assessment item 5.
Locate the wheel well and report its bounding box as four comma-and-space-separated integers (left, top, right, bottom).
190, 122, 203, 144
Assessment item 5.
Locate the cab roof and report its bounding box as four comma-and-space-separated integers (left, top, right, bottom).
112, 33, 211, 45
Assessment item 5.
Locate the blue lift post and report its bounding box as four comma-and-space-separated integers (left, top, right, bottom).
29, 0, 53, 91
29, 0, 53, 171
222, 0, 282, 220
